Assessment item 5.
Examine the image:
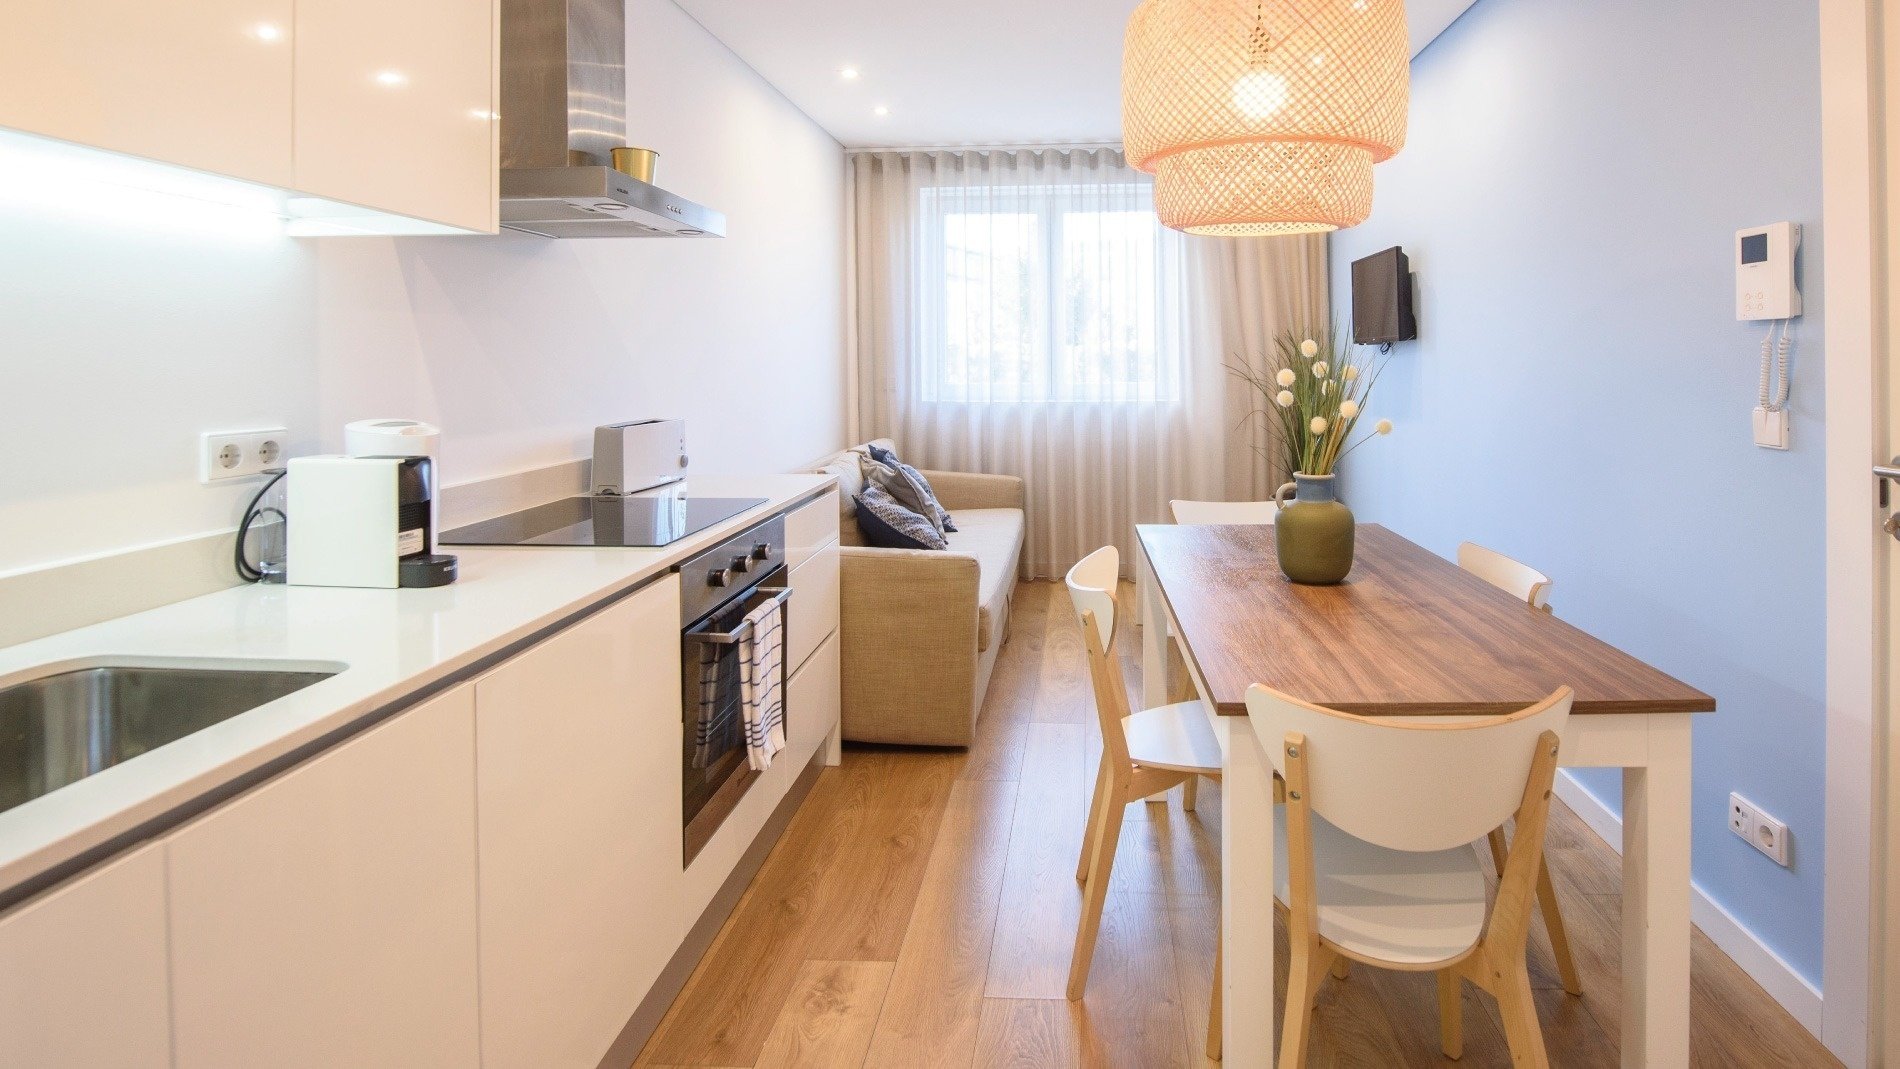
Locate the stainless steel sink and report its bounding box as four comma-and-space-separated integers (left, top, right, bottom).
0, 662, 340, 816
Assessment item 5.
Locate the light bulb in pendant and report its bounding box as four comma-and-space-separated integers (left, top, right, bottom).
1231, 69, 1288, 121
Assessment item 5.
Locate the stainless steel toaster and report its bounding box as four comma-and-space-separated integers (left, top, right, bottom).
593, 419, 687, 495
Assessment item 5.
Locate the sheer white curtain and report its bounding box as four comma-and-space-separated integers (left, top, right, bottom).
850, 147, 1324, 578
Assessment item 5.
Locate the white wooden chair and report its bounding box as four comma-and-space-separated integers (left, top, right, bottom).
1456, 541, 1582, 996
1169, 499, 1280, 525
1458, 541, 1553, 611
1064, 546, 1225, 1040
1247, 683, 1575, 1068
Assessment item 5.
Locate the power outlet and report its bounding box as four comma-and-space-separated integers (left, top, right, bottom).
200, 428, 289, 484
1728, 792, 1790, 866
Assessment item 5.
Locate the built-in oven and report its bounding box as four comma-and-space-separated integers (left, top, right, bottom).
679, 516, 789, 865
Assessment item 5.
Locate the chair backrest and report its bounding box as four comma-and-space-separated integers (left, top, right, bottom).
1065, 545, 1120, 651
1457, 541, 1552, 611
1169, 499, 1279, 525
1245, 684, 1573, 852
1066, 546, 1132, 772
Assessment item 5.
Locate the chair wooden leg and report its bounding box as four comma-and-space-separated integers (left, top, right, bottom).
1077, 755, 1111, 884
1330, 958, 1350, 981
1495, 827, 1582, 996
1494, 962, 1551, 1069
1537, 860, 1583, 996
1437, 971, 1464, 1060
1277, 941, 1327, 1069
1067, 788, 1126, 1000
1182, 774, 1200, 812
1206, 939, 1222, 1061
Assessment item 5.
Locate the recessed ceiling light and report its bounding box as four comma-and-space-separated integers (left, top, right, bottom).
374, 70, 408, 88
873, 105, 890, 117
840, 67, 861, 80
250, 23, 283, 42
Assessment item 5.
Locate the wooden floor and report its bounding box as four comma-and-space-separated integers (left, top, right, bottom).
635, 580, 1839, 1068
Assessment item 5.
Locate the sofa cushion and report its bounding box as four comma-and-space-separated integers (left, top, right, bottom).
945, 508, 1024, 652
866, 444, 956, 532
855, 484, 948, 550
862, 449, 953, 537
811, 438, 897, 521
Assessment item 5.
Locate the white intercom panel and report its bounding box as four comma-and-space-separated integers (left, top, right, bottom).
1737, 221, 1801, 450
1736, 221, 1801, 321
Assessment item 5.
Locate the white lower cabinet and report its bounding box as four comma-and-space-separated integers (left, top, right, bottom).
474, 576, 685, 1068
0, 503, 841, 1067
788, 629, 841, 773
166, 685, 481, 1068
0, 843, 171, 1068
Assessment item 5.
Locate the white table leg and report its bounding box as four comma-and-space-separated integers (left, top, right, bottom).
1138, 545, 1168, 711
1223, 714, 1277, 1067
1621, 715, 1693, 1067
1137, 547, 1176, 803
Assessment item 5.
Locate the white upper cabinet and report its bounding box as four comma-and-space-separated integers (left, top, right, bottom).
295, 0, 497, 231
0, 0, 295, 186
166, 686, 482, 1068
0, 0, 496, 233
0, 843, 172, 1069
475, 577, 686, 1068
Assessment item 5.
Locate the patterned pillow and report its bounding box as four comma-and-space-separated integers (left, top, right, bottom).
855, 483, 948, 551
864, 445, 956, 533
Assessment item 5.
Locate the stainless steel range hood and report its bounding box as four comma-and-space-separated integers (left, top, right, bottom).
498, 0, 725, 239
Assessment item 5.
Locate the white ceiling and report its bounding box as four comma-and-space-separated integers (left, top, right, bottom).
671, 0, 1479, 149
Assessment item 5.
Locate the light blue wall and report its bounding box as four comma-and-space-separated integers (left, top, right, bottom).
1328, 0, 1825, 985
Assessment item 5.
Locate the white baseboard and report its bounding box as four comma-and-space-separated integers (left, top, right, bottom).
1552, 771, 1825, 1037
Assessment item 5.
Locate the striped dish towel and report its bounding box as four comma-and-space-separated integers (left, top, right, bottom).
690, 641, 720, 770
739, 596, 786, 771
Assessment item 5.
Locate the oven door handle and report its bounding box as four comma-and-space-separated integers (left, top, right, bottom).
683, 586, 792, 645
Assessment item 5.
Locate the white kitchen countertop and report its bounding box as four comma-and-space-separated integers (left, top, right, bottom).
0, 474, 835, 900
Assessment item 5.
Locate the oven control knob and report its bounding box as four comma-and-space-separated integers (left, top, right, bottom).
751, 543, 772, 561
729, 555, 752, 574
707, 568, 731, 588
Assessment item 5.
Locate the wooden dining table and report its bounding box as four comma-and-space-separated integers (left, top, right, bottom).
1135, 522, 1715, 1068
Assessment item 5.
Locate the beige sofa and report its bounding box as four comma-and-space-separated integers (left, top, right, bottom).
812, 440, 1025, 746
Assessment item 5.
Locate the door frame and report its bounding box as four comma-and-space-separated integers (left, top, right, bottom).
1820, 1, 1885, 1065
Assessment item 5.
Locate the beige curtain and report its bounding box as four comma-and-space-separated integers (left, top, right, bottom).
849, 147, 1326, 578
1199, 233, 1331, 502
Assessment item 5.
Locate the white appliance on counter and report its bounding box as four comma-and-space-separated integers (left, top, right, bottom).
592, 418, 687, 495
286, 456, 452, 588
344, 419, 442, 460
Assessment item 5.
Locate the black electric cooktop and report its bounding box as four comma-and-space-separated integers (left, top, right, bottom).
439, 494, 767, 548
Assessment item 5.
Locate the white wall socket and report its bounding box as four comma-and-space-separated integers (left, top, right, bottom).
200, 428, 289, 484
1728, 792, 1790, 866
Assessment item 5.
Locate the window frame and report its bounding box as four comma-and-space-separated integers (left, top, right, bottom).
916, 181, 1185, 406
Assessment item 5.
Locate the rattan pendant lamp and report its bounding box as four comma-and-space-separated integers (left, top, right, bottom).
1123, 0, 1411, 235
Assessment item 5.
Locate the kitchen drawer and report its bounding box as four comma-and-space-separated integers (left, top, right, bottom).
784, 489, 840, 572
787, 542, 839, 674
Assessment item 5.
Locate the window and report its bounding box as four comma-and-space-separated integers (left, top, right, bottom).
918, 183, 1186, 404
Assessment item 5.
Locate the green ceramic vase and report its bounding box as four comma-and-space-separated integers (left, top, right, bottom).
1273, 473, 1355, 584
